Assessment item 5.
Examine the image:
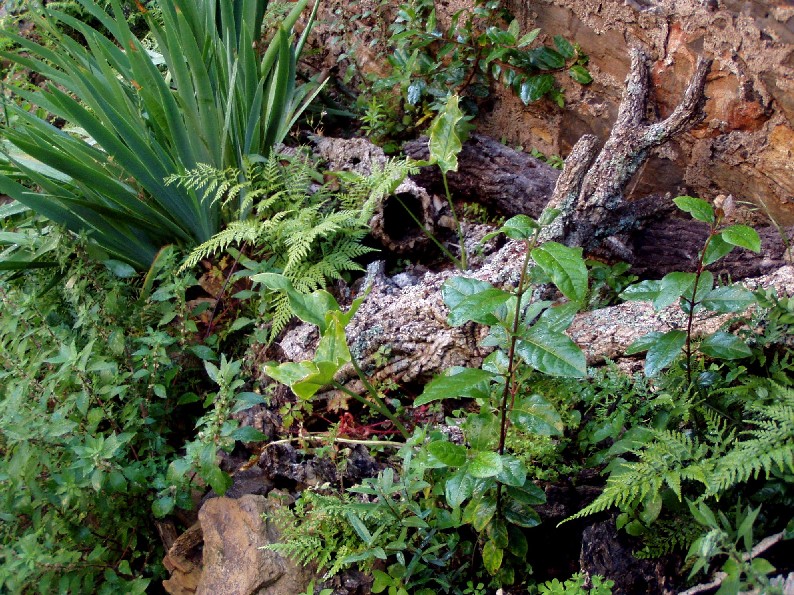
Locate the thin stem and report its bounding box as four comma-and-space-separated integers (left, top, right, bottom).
442, 171, 467, 269
496, 231, 540, 513
265, 435, 405, 448
395, 195, 462, 269
685, 223, 719, 386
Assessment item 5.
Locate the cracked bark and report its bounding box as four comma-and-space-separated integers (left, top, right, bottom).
541, 47, 712, 257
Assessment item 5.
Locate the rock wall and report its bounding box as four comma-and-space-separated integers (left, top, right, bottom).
475, 0, 794, 224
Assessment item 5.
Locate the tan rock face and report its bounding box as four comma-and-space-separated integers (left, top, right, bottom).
477, 0, 794, 223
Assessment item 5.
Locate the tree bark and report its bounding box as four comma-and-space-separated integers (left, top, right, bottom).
541, 47, 712, 256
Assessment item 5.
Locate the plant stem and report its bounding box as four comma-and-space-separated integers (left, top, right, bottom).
395, 195, 462, 269
685, 226, 717, 386
442, 171, 467, 269
496, 233, 539, 512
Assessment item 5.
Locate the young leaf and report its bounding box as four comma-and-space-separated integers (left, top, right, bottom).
654, 272, 696, 311
568, 65, 592, 84
673, 196, 715, 223
721, 224, 761, 253
427, 440, 468, 467
517, 28, 541, 47
482, 540, 504, 575
516, 326, 587, 378
645, 329, 686, 377
445, 469, 475, 508
701, 286, 756, 313
699, 331, 752, 360
463, 412, 501, 451
230, 426, 267, 443
442, 276, 494, 310
496, 214, 539, 240
702, 233, 735, 266
428, 94, 465, 175
414, 368, 496, 406
519, 73, 555, 104
447, 287, 511, 326
469, 451, 504, 478
531, 242, 588, 304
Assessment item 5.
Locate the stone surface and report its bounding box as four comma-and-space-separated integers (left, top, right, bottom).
196, 495, 313, 595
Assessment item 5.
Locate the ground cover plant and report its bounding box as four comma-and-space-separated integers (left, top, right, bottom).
0, 0, 792, 593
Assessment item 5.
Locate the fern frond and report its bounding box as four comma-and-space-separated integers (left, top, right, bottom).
178, 219, 264, 273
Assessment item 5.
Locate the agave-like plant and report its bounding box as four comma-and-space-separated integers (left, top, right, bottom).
0, 0, 319, 269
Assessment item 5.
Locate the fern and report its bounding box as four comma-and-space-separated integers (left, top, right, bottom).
566, 382, 794, 525
635, 516, 703, 559
172, 153, 415, 338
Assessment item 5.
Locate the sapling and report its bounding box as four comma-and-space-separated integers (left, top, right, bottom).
621, 196, 760, 383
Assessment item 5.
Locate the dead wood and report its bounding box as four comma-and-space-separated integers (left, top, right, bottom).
403, 133, 560, 218
541, 47, 712, 256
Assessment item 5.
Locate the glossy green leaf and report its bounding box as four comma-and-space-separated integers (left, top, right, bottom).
568, 65, 592, 84
645, 329, 686, 377
509, 394, 564, 436
463, 412, 501, 451
553, 35, 576, 59
230, 426, 267, 443
428, 94, 465, 174
507, 483, 547, 506
516, 326, 587, 377
442, 276, 494, 310
703, 233, 734, 266
496, 455, 528, 487
472, 497, 497, 532
445, 469, 475, 508
482, 540, 504, 575
487, 517, 509, 549
625, 332, 662, 355
654, 272, 696, 310
528, 46, 566, 69
721, 224, 761, 253
427, 440, 468, 467
519, 74, 555, 104
498, 214, 539, 240
517, 28, 541, 47
699, 331, 752, 360
535, 302, 580, 333
503, 498, 541, 528
531, 242, 588, 304
621, 279, 662, 302
414, 367, 496, 406
701, 286, 756, 313
469, 451, 504, 478
447, 287, 512, 326
673, 196, 714, 223
506, 525, 528, 557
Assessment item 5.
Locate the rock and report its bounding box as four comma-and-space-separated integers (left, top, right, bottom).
580, 517, 678, 594
162, 523, 204, 595
196, 494, 314, 595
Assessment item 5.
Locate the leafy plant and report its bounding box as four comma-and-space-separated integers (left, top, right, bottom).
408, 211, 589, 581
536, 572, 614, 594
0, 0, 318, 268
359, 0, 590, 145
621, 196, 760, 381
257, 273, 410, 438
173, 152, 413, 338
686, 503, 778, 595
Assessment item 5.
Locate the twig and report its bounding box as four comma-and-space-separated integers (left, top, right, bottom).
678, 530, 786, 595
265, 435, 406, 448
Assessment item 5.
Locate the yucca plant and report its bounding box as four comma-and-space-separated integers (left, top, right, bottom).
0, 0, 320, 269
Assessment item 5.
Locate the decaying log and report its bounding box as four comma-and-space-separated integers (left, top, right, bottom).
311, 135, 443, 255
541, 47, 712, 255
403, 133, 560, 218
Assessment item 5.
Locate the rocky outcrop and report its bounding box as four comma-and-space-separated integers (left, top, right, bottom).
162, 494, 314, 595
484, 0, 794, 225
